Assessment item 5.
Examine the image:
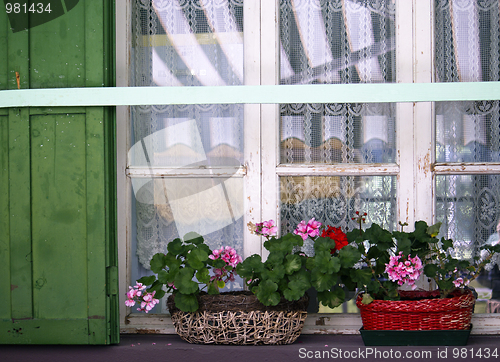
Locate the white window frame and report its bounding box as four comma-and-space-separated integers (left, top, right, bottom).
114, 0, 500, 334
117, 0, 263, 333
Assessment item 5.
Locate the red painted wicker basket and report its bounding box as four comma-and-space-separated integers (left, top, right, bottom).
356, 289, 475, 330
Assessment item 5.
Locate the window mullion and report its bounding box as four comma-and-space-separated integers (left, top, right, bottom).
396, 0, 416, 227
244, 0, 263, 258
261, 0, 280, 258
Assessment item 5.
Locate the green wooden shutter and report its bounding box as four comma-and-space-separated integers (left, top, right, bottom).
0, 1, 118, 344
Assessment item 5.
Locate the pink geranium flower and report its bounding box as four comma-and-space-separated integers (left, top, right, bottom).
385, 252, 423, 289
294, 218, 322, 240
453, 277, 469, 288
124, 284, 160, 313
208, 246, 243, 287
254, 220, 278, 238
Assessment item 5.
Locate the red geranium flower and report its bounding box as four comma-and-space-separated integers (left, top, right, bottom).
321, 226, 348, 253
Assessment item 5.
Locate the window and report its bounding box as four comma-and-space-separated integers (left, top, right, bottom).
119, 0, 500, 332
434, 0, 500, 313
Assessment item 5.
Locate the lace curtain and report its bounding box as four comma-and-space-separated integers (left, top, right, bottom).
279, 0, 398, 236
130, 0, 245, 298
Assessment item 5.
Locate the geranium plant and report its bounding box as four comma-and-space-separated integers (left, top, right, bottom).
127, 232, 242, 313
237, 218, 361, 309
343, 214, 500, 303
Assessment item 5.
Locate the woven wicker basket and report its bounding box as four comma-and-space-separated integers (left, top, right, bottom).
167, 291, 308, 345
356, 289, 475, 330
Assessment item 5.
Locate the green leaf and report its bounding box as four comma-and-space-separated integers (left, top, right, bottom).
441, 238, 453, 251
186, 248, 209, 270
287, 269, 311, 293
314, 237, 337, 253
411, 221, 433, 250
349, 268, 372, 286
382, 282, 400, 300
153, 289, 166, 300
305, 257, 316, 270
136, 275, 156, 286
254, 280, 281, 306
311, 269, 337, 292
338, 245, 362, 268
437, 278, 454, 291
317, 288, 346, 309
217, 280, 225, 289
396, 237, 412, 256
174, 292, 199, 312
183, 232, 204, 245
424, 264, 438, 278
212, 258, 227, 269
147, 281, 166, 300
198, 243, 212, 256
261, 264, 286, 283
278, 276, 290, 293
165, 253, 182, 270
264, 234, 297, 254
283, 287, 302, 301
374, 252, 390, 275
457, 260, 471, 269
148, 281, 166, 300
236, 254, 264, 279
366, 280, 380, 295
196, 267, 210, 284
314, 251, 341, 274
364, 224, 394, 249
284, 254, 303, 275
444, 260, 458, 272
174, 267, 199, 294
167, 238, 184, 255
427, 222, 442, 237
149, 253, 167, 274
283, 272, 311, 301
207, 283, 219, 295
266, 250, 286, 265
361, 293, 374, 305
338, 271, 357, 291
157, 270, 170, 284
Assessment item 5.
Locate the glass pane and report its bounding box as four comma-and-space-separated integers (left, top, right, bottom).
133, 0, 243, 87
435, 101, 500, 162
130, 105, 244, 167
129, 0, 245, 313
436, 174, 500, 313
132, 177, 244, 313
280, 175, 396, 313
280, 175, 397, 256
131, 0, 245, 167
435, 1, 500, 162
279, 0, 396, 164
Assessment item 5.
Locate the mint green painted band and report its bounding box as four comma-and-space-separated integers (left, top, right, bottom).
1, 82, 499, 108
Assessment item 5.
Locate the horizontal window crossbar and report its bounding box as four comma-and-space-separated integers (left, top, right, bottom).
126, 166, 246, 178
1, 82, 500, 108
433, 163, 500, 174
